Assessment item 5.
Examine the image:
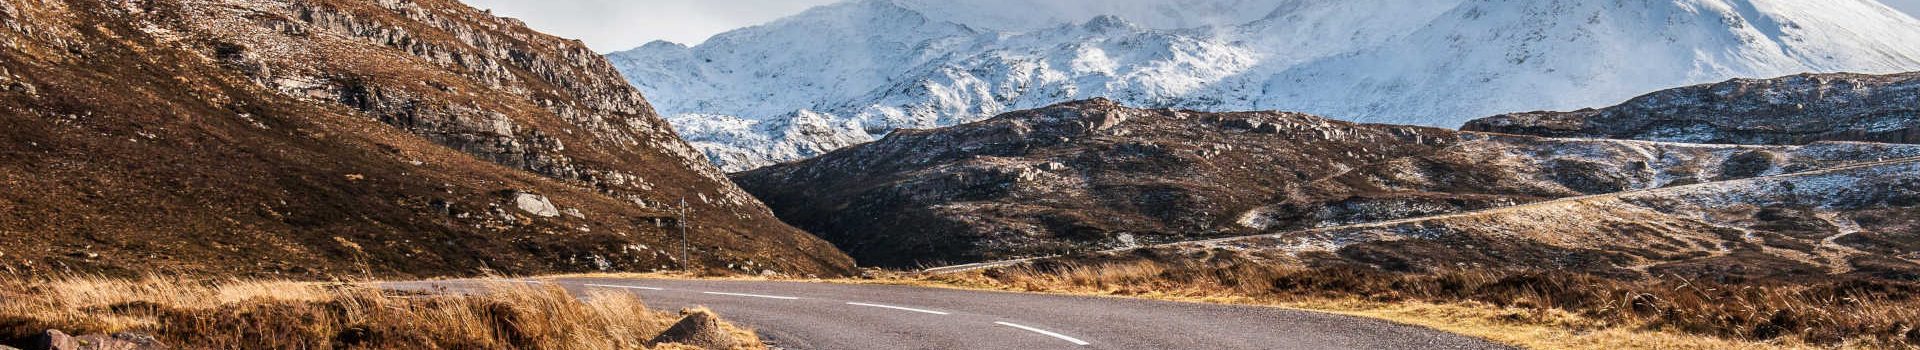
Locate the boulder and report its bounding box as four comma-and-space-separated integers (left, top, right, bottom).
512, 193, 560, 218
25, 329, 75, 350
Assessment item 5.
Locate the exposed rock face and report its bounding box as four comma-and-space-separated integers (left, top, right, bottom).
733, 99, 1920, 267
1145, 157, 1920, 281
0, 0, 852, 277
1464, 72, 1920, 145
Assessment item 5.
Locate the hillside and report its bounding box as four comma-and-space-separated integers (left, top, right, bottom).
0, 0, 853, 277
732, 99, 1920, 267
1136, 156, 1920, 281
611, 0, 1920, 170
1464, 72, 1920, 145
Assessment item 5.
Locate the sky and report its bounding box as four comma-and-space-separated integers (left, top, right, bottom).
462, 0, 839, 52
1892, 0, 1920, 18
464, 0, 1920, 53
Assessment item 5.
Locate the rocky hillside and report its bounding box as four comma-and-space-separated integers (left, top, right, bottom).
1141, 156, 1920, 282
1465, 72, 1920, 145
733, 99, 1920, 267
0, 0, 853, 277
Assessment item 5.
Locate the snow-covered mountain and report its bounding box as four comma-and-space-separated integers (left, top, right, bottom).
609, 0, 1920, 171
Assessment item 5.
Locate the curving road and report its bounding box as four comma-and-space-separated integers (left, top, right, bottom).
392, 277, 1511, 350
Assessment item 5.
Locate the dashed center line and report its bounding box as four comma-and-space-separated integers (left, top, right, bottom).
996, 321, 1090, 346
702, 291, 801, 300
845, 302, 951, 315
583, 283, 665, 291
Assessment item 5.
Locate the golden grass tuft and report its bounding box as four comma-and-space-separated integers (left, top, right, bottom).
0, 275, 764, 349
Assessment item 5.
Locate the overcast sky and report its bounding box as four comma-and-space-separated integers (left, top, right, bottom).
464, 0, 1920, 53
1891, 0, 1920, 19
462, 0, 838, 51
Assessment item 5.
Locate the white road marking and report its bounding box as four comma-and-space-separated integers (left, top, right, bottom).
702, 291, 800, 300
583, 283, 665, 291
845, 302, 950, 315
995, 321, 1090, 346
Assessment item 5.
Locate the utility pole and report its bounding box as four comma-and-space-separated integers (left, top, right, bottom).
679, 196, 690, 272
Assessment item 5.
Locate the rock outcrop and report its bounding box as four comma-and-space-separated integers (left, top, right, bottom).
0, 0, 853, 277
733, 99, 1920, 267
1464, 72, 1920, 145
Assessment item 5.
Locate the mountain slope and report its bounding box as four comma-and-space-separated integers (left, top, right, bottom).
0, 0, 853, 277
732, 100, 1920, 267
611, 0, 1920, 170
1252, 0, 1920, 125
1464, 72, 1920, 145
1142, 156, 1920, 281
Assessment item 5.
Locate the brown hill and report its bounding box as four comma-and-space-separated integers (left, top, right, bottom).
734, 99, 1920, 268
1463, 72, 1920, 145
0, 0, 853, 277
1133, 156, 1920, 282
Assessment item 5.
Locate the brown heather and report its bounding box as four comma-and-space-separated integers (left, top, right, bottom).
930, 252, 1920, 349
0, 276, 763, 349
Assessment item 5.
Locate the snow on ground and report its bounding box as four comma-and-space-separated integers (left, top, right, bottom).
609, 0, 1920, 170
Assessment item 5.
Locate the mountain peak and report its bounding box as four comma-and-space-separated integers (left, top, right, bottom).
1081, 14, 1139, 32
638, 40, 689, 51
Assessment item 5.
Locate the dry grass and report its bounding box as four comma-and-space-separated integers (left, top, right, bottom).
905, 254, 1920, 349
0, 275, 764, 349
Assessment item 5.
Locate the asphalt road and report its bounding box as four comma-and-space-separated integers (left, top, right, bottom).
392, 277, 1512, 350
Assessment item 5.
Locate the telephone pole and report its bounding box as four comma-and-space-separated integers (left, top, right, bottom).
678, 196, 690, 272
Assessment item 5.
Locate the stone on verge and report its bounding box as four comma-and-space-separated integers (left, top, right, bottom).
513, 192, 560, 217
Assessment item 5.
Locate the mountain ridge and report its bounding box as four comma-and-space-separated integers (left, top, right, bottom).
732, 99, 1920, 267
612, 0, 1920, 171
0, 0, 854, 277
1464, 71, 1920, 145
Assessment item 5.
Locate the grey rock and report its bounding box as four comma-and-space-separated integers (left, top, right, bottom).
512, 193, 560, 218
27, 329, 75, 350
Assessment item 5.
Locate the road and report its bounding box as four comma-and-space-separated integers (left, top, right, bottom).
391, 277, 1511, 350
